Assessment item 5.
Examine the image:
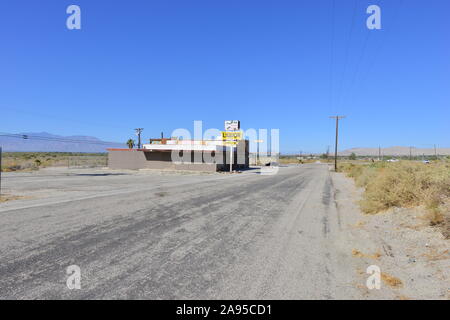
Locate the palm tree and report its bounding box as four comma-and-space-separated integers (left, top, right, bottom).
126, 139, 135, 149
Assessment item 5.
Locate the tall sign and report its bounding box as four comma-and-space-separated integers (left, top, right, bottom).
224, 120, 241, 172
224, 120, 240, 131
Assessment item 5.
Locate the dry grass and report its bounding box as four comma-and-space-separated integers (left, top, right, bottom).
381, 272, 403, 288
339, 161, 450, 233
1, 152, 107, 172
0, 194, 24, 203
422, 249, 449, 261
278, 157, 328, 164
352, 249, 382, 260
351, 221, 366, 228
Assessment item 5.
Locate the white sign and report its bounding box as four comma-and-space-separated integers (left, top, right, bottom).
225, 120, 240, 131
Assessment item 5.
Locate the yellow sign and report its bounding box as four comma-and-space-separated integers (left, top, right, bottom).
221, 131, 243, 141
223, 140, 238, 146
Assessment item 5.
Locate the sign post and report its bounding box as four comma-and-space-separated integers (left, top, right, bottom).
223, 121, 241, 173
230, 145, 233, 173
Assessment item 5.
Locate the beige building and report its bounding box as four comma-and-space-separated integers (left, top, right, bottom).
108, 137, 249, 172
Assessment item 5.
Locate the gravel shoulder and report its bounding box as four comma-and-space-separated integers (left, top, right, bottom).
331, 171, 450, 300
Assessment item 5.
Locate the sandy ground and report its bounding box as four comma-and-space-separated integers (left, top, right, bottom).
331, 171, 450, 300
0, 165, 448, 299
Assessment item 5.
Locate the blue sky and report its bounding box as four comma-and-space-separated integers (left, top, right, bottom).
1, 0, 449, 153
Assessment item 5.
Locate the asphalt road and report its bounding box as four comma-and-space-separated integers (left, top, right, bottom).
0, 165, 360, 299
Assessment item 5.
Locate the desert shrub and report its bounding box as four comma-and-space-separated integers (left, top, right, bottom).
1, 152, 107, 171
340, 161, 450, 222
4, 164, 22, 172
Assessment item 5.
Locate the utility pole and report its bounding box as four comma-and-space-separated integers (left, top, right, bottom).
257, 141, 261, 166
434, 144, 437, 160
329, 115, 346, 172
268, 133, 271, 160
378, 146, 381, 161
254, 139, 263, 166
0, 147, 2, 200
409, 146, 412, 160
135, 128, 144, 149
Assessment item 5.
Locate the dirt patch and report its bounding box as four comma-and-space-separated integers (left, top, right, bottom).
0, 194, 25, 203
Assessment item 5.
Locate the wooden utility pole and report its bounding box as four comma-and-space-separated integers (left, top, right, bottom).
254, 139, 263, 165
135, 128, 144, 149
0, 147, 2, 200
330, 116, 346, 172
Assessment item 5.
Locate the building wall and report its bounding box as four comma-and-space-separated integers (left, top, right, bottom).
108, 141, 249, 172
108, 149, 218, 172
108, 149, 148, 170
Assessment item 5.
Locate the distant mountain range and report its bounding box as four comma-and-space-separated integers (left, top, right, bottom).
1, 132, 449, 156
0, 132, 124, 153
339, 146, 450, 156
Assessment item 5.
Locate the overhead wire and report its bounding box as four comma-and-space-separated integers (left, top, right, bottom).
0, 133, 120, 146
329, 0, 337, 115
335, 0, 358, 112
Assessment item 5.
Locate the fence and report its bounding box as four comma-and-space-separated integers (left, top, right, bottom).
67, 155, 108, 168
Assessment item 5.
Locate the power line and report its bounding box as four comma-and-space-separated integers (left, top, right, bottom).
0, 133, 120, 146
345, 0, 405, 108
1, 105, 131, 131
335, 0, 358, 111
357, 0, 405, 92
342, 29, 371, 108
329, 0, 336, 114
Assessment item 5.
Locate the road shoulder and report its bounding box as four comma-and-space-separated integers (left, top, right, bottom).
331, 171, 450, 300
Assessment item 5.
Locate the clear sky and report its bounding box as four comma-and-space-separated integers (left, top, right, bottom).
1, 0, 449, 153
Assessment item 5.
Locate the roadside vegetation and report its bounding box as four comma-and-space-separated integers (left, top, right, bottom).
339, 160, 450, 235
1, 152, 107, 172
278, 155, 333, 164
